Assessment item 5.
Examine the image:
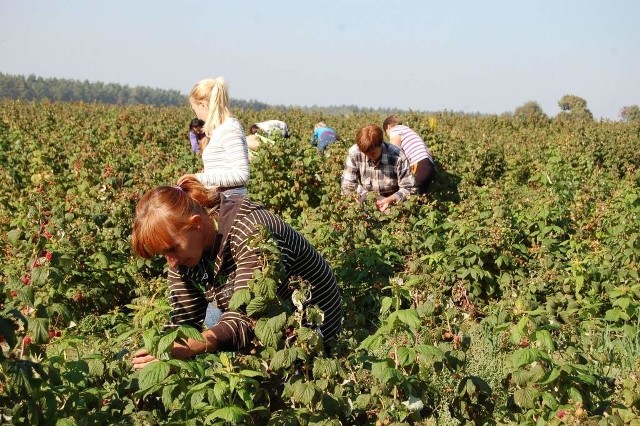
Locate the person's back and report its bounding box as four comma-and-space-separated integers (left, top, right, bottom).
388, 124, 433, 166
383, 115, 436, 195
187, 77, 250, 196
312, 122, 337, 152
254, 120, 289, 138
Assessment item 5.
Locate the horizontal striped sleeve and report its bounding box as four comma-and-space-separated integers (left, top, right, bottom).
165, 266, 208, 329
391, 125, 433, 165
196, 118, 250, 188
208, 311, 254, 351
236, 200, 344, 340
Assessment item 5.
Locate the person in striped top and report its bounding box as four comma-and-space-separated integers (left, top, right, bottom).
382, 115, 436, 194
130, 177, 343, 368
182, 77, 250, 196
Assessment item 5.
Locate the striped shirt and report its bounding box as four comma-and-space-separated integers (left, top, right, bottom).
389, 125, 433, 166
165, 197, 343, 350
196, 117, 250, 194
341, 142, 415, 201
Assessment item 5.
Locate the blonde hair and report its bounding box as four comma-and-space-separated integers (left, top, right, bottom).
314, 122, 327, 130
189, 77, 232, 145
132, 177, 220, 259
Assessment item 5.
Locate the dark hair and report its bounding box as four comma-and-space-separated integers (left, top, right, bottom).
356, 125, 384, 153
189, 118, 205, 130
382, 115, 402, 131
249, 124, 260, 135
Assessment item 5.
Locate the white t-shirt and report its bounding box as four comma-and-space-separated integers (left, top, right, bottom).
256, 120, 288, 137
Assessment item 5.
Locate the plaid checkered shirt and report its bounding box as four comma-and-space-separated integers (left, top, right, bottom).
340, 142, 416, 201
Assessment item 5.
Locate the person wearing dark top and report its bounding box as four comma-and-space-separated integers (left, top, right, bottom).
130, 176, 343, 368
188, 118, 206, 154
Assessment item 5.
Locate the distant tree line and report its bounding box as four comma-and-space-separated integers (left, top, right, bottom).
0, 73, 415, 115
0, 73, 188, 106
1, 73, 638, 121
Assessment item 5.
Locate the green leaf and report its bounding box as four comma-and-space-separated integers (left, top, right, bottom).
238, 369, 264, 378
292, 381, 319, 405
513, 386, 538, 409
86, 358, 105, 377
534, 329, 555, 351
206, 406, 248, 423
371, 361, 402, 385
28, 317, 49, 343
354, 393, 371, 409
271, 348, 297, 370
396, 346, 416, 367
357, 333, 385, 351
415, 344, 445, 363
380, 296, 393, 315
229, 288, 252, 310
254, 312, 286, 348
157, 330, 178, 356
388, 309, 421, 329
32, 265, 49, 286
176, 325, 204, 342
213, 380, 230, 404
253, 277, 277, 299
538, 367, 561, 385
190, 389, 206, 409
219, 352, 231, 368
162, 383, 177, 410
567, 386, 585, 404
507, 348, 551, 369
246, 296, 268, 317
7, 229, 23, 246
138, 360, 170, 391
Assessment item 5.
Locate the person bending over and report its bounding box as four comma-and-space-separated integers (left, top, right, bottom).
341, 124, 415, 212
130, 177, 343, 368
382, 115, 436, 194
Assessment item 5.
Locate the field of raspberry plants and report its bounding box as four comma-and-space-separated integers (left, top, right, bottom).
0, 100, 639, 425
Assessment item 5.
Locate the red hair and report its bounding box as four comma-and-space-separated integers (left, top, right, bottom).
356, 125, 384, 153
131, 177, 219, 258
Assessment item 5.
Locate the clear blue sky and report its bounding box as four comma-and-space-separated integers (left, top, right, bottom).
1, 0, 638, 120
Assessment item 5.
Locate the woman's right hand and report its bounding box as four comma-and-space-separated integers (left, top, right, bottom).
131, 348, 159, 370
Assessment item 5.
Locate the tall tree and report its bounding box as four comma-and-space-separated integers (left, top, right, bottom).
556, 94, 593, 122
514, 101, 548, 123
620, 105, 640, 123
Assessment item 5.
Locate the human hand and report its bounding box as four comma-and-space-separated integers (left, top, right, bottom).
375, 196, 396, 213
131, 348, 158, 370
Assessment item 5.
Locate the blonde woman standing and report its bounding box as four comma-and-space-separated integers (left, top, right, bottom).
183, 77, 250, 196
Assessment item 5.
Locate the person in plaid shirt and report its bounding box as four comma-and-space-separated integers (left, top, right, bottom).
341, 124, 415, 212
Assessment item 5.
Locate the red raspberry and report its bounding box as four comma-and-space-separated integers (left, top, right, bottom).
23, 336, 32, 346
